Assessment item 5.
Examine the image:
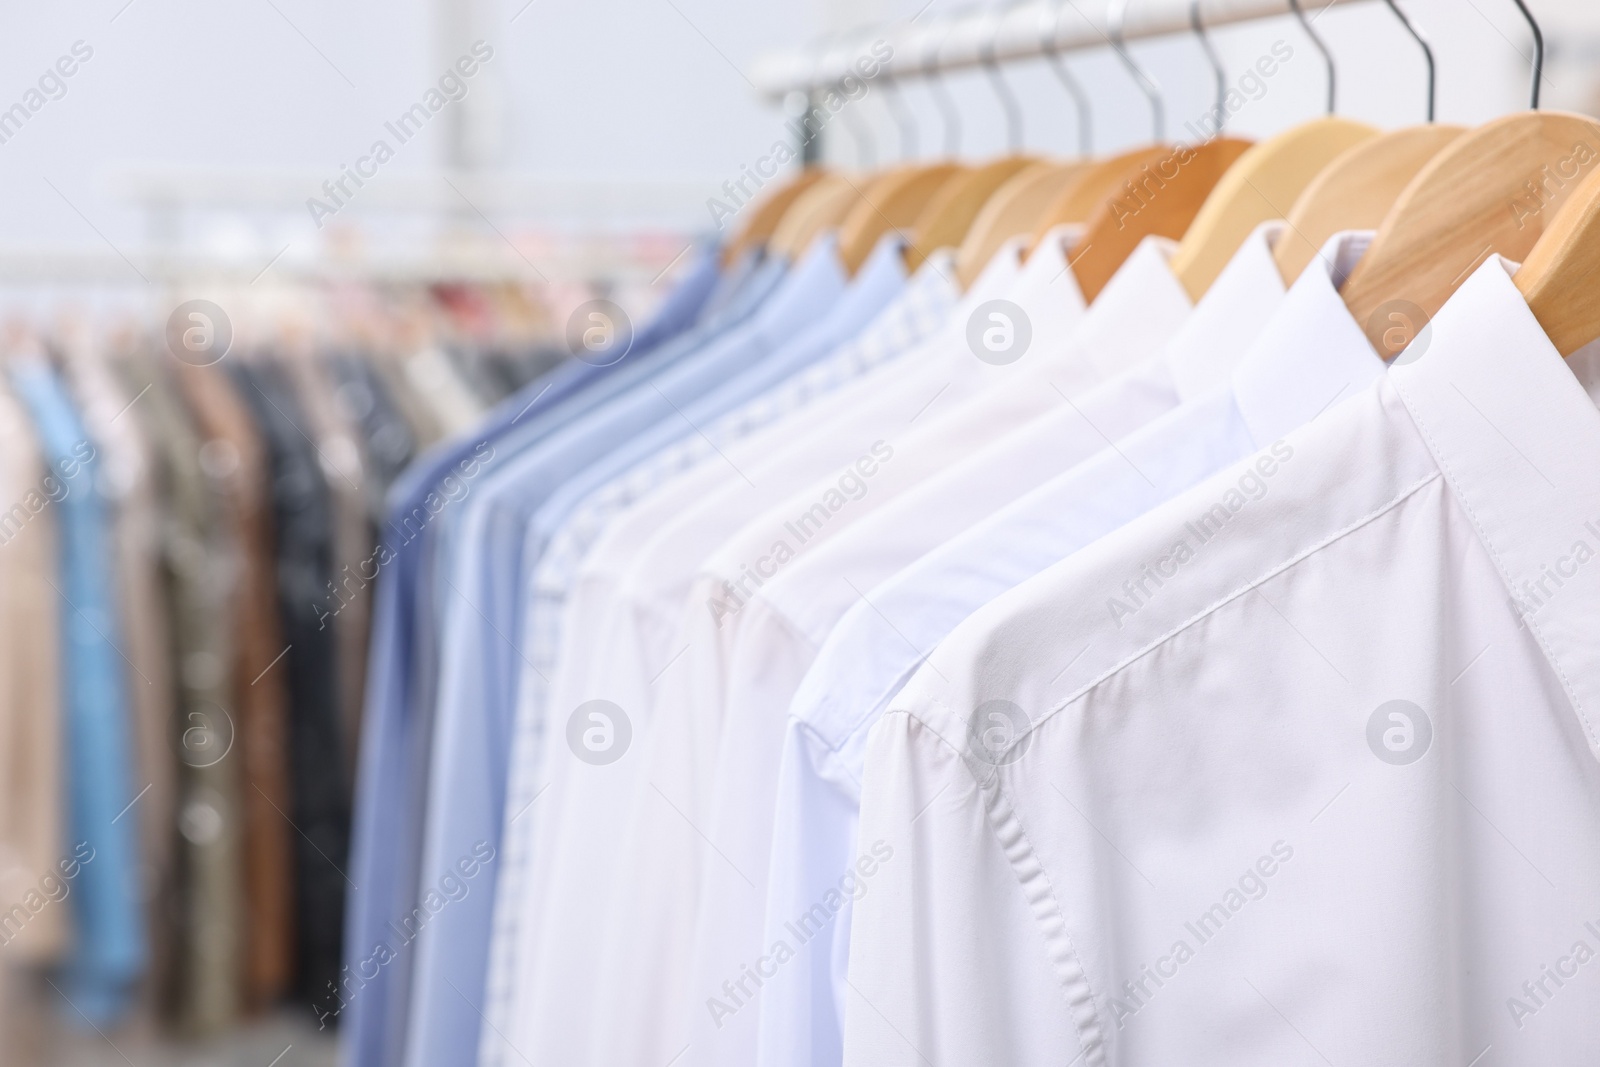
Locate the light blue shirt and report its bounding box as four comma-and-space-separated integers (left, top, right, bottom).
403, 235, 903, 1067
341, 242, 734, 1067
8, 359, 145, 1026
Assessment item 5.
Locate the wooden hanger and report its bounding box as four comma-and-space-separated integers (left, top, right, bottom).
1029, 144, 1174, 242
1166, 117, 1377, 300
1272, 125, 1465, 285
955, 160, 1089, 289
768, 170, 907, 259
1513, 161, 1600, 356
1340, 111, 1600, 356
768, 175, 862, 258
1070, 137, 1254, 302
1269, 0, 1460, 285
837, 164, 968, 274
722, 168, 830, 265
904, 156, 1040, 271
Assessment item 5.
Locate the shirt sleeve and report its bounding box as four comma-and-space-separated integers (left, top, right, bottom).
755, 716, 862, 1067
844, 707, 1085, 1067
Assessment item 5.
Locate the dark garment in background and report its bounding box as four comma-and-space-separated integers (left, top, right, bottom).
442, 344, 509, 408
228, 360, 349, 1011
176, 364, 297, 1011
482, 346, 538, 396
327, 354, 416, 519
116, 356, 242, 1036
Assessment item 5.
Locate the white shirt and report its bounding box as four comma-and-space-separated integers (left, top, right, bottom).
595, 230, 1196, 1067
844, 257, 1600, 1066
479, 245, 959, 1064
489, 243, 962, 1067
678, 223, 1294, 1067
759, 229, 1375, 1067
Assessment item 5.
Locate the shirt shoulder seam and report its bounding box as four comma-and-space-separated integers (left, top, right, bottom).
1042, 468, 1442, 733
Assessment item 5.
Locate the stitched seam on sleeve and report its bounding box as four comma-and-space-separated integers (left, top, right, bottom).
889, 704, 1107, 1067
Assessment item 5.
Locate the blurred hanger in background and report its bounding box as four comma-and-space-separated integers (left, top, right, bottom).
1168, 0, 1375, 300
1272, 0, 1460, 284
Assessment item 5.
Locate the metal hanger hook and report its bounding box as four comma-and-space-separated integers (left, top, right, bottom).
1042, 0, 1093, 154
921, 14, 962, 157
1508, 0, 1544, 109
823, 32, 877, 167
1190, 0, 1226, 137
980, 3, 1025, 151
879, 75, 919, 161
1382, 0, 1435, 122
1287, 0, 1336, 115
1109, 0, 1166, 143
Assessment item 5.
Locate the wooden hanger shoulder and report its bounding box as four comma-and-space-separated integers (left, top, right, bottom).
1169, 116, 1378, 300
905, 156, 1040, 271
723, 168, 830, 265
769, 173, 883, 259
838, 164, 967, 274
1515, 161, 1600, 357
1030, 144, 1173, 241
1342, 110, 1600, 357
1070, 137, 1254, 303
1273, 125, 1465, 286
955, 160, 1088, 289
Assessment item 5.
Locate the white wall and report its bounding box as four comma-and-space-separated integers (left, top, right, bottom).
0, 0, 1596, 261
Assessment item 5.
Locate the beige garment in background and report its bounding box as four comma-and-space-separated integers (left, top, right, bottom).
369, 351, 446, 449
175, 363, 296, 1011
119, 355, 241, 1036
401, 344, 486, 437
0, 376, 65, 965
60, 343, 180, 993
280, 354, 372, 785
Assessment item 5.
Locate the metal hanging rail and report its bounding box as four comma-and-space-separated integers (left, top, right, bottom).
749, 0, 1362, 99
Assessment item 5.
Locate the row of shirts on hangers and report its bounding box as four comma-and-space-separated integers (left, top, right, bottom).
346, 140, 1600, 1066
0, 296, 559, 1052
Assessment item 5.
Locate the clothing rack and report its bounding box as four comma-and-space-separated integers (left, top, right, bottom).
750, 0, 1371, 98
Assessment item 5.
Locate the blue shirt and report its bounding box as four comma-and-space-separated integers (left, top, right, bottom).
340, 243, 732, 1066
401, 235, 892, 1067
8, 359, 145, 1026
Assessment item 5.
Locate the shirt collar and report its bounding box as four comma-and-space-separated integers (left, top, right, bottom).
1003, 223, 1088, 344
1161, 221, 1289, 401
1065, 235, 1194, 381
749, 231, 850, 337
1230, 229, 1386, 444
852, 231, 911, 292
959, 235, 1029, 310
1390, 255, 1600, 763
909, 249, 961, 304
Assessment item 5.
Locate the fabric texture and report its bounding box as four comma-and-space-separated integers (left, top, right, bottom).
843, 257, 1600, 1065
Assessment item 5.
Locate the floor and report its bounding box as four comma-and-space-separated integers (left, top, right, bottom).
7, 990, 339, 1067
